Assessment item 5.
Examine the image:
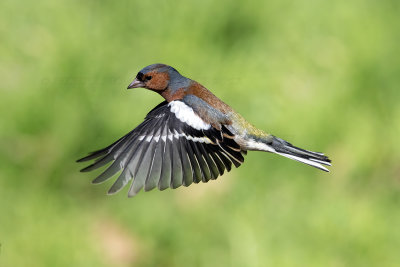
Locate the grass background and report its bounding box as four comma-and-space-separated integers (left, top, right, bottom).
1, 0, 400, 266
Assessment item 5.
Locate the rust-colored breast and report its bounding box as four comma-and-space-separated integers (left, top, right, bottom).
160, 87, 185, 101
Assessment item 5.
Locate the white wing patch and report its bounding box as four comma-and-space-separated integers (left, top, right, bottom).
169, 101, 211, 130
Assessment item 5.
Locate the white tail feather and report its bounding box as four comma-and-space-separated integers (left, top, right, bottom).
309, 158, 332, 166
274, 152, 329, 172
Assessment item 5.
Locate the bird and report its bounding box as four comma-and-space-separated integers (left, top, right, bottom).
77, 63, 331, 197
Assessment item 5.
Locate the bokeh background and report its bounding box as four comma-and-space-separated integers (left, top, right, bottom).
1, 0, 400, 266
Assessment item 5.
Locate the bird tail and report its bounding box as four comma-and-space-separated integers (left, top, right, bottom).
249, 135, 332, 172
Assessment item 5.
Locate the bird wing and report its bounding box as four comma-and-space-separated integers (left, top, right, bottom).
77, 101, 245, 197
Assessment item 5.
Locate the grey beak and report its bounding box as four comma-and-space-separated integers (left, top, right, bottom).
127, 78, 145, 89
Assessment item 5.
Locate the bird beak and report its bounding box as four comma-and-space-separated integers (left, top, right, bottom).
127, 78, 145, 89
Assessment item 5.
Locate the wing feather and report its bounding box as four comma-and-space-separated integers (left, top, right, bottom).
179, 137, 193, 187
78, 100, 246, 196
184, 138, 203, 183
159, 127, 172, 191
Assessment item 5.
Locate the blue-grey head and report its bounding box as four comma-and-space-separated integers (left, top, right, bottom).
127, 64, 182, 92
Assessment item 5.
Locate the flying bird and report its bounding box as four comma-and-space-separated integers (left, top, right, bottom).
78, 64, 331, 197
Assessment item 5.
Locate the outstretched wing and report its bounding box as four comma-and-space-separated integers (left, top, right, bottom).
77, 101, 245, 197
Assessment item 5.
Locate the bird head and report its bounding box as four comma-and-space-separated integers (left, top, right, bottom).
127, 64, 180, 92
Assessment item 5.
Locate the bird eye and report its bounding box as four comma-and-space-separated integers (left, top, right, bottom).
146, 76, 152, 81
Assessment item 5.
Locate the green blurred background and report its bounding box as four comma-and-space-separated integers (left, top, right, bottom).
1, 0, 400, 266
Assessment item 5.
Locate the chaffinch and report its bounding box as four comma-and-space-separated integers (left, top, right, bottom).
78, 64, 331, 197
